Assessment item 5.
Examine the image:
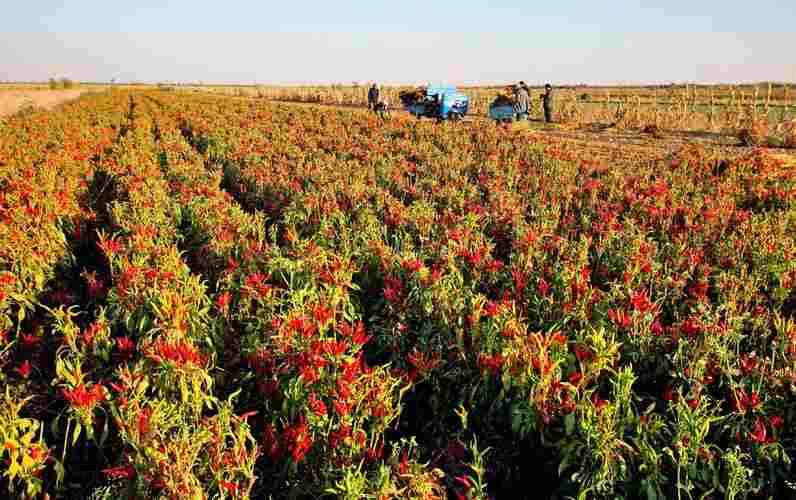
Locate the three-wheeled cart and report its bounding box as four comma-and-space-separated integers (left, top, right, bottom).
489, 103, 517, 123
488, 102, 518, 124
401, 85, 469, 121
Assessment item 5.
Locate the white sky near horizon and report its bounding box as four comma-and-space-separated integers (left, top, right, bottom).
1, 0, 794, 86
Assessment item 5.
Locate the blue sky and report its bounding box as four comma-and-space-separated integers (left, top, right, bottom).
1, 0, 794, 85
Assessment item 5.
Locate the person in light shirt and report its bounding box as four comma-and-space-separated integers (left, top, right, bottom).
513, 83, 529, 121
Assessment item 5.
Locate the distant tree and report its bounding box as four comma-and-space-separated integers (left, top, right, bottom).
48, 78, 58, 90
60, 77, 74, 89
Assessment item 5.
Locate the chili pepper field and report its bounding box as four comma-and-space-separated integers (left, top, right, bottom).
1, 91, 795, 499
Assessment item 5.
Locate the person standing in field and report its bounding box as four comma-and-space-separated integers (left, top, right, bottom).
368, 83, 380, 111
513, 83, 529, 121
374, 100, 390, 119
540, 83, 554, 123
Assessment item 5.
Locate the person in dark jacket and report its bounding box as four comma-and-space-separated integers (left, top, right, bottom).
540, 83, 553, 123
374, 100, 390, 120
513, 84, 529, 121
367, 83, 380, 111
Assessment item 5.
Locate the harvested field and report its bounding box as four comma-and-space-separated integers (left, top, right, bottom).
0, 89, 92, 117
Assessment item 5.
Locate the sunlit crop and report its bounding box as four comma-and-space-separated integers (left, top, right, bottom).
1, 90, 794, 499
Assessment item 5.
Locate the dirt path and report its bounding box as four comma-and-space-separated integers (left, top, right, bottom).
0, 89, 91, 118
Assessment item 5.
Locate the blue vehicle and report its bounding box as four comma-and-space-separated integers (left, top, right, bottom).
489, 102, 517, 123
400, 85, 469, 121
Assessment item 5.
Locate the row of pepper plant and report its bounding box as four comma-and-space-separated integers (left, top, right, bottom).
1, 90, 795, 499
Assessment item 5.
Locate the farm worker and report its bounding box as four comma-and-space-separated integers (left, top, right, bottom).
368, 83, 380, 111
375, 100, 390, 119
540, 83, 554, 123
513, 84, 529, 121
430, 92, 441, 114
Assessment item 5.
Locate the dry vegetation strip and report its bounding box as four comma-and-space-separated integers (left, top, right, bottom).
0, 89, 91, 118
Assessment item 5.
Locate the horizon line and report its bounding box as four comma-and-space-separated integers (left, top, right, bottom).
3, 79, 796, 88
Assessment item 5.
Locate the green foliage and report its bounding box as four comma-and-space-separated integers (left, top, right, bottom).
1, 90, 795, 499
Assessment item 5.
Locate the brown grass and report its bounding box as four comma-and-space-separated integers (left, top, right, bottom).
782, 120, 796, 149
183, 83, 795, 137
0, 89, 92, 118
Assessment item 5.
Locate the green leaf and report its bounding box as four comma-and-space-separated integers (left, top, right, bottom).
559, 455, 573, 477
565, 413, 576, 435
99, 417, 109, 448
72, 421, 82, 446
227, 387, 242, 405
50, 414, 61, 436
645, 480, 658, 500
7, 459, 21, 480
54, 459, 66, 485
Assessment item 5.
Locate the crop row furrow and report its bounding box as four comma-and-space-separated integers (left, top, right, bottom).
0, 93, 139, 497
30, 94, 260, 499
149, 93, 449, 497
